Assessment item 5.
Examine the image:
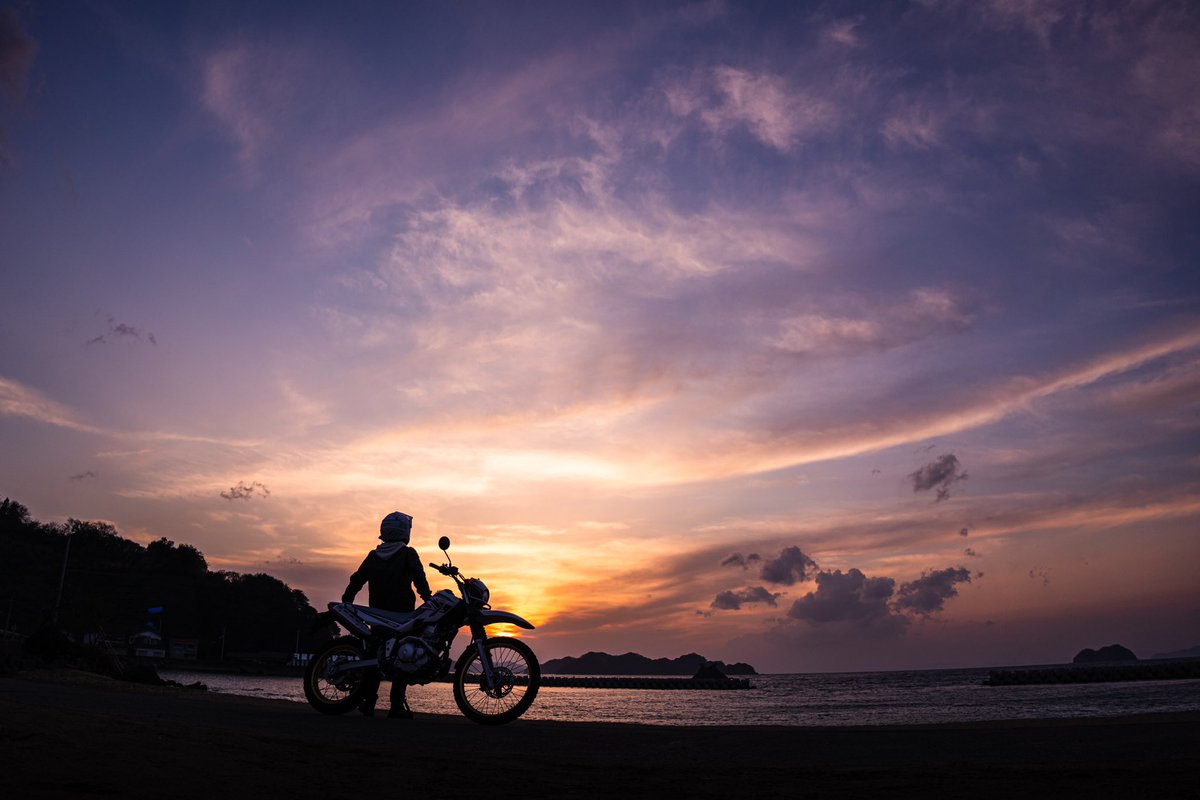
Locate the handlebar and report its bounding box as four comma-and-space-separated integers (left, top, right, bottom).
429, 562, 459, 576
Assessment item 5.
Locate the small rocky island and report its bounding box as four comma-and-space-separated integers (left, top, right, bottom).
1073, 644, 1137, 664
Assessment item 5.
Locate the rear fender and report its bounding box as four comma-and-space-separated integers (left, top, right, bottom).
328, 602, 372, 637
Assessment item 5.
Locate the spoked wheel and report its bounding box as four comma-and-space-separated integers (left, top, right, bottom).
452, 637, 540, 725
303, 636, 369, 714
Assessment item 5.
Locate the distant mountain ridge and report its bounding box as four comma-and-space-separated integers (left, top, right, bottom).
542, 651, 757, 676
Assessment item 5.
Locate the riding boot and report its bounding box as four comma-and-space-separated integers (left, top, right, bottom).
387, 682, 413, 719
359, 671, 381, 716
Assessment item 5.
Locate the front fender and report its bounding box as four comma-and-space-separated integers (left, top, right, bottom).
477, 609, 535, 630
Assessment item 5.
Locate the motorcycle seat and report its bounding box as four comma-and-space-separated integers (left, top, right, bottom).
356, 605, 419, 625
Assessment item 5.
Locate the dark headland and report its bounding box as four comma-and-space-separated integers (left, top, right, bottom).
3, 669, 1198, 799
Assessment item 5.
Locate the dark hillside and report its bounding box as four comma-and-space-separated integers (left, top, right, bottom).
1, 498, 325, 660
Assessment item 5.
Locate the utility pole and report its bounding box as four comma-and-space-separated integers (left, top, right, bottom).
52, 531, 72, 624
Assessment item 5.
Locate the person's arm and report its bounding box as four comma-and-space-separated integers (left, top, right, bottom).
410, 548, 432, 602
342, 555, 371, 602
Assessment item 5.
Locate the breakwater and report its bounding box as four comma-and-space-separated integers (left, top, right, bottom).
445, 675, 753, 690
985, 659, 1200, 686
536, 675, 751, 690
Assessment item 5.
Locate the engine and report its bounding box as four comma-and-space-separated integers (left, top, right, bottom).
381, 625, 445, 682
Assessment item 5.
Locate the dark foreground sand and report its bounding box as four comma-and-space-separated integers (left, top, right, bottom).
1, 671, 1198, 799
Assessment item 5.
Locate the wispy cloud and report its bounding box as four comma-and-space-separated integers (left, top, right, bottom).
0, 375, 261, 448
85, 316, 157, 346
220, 481, 271, 501
0, 376, 106, 435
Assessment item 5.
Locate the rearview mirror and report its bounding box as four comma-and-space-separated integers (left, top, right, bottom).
438, 536, 451, 551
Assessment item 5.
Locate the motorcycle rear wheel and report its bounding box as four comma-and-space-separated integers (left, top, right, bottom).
452, 636, 540, 725
303, 636, 369, 715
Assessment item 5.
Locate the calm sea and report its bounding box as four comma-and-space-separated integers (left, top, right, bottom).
160, 666, 1200, 727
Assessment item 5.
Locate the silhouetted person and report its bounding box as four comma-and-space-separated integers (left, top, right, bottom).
342, 511, 432, 719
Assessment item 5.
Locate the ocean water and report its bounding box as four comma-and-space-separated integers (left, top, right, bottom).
161, 666, 1200, 727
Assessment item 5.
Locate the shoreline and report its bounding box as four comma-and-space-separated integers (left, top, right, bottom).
2, 670, 1198, 798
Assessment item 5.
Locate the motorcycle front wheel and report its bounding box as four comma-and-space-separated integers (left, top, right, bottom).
303, 636, 369, 715
452, 636, 540, 725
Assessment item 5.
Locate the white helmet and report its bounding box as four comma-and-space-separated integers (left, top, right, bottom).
379, 511, 413, 544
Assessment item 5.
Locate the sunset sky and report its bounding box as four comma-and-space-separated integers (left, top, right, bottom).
2, 1, 1198, 673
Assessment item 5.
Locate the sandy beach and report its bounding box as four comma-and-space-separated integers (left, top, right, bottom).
1, 670, 1197, 798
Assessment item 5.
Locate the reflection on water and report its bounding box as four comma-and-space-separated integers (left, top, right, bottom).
161, 668, 1200, 727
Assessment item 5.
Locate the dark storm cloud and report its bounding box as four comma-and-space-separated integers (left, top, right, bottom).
785, 559, 980, 635
86, 317, 158, 346
721, 552, 761, 569
0, 7, 36, 101
69, 470, 98, 481
892, 567, 972, 616
220, 481, 270, 500
710, 585, 782, 611
909, 453, 967, 502
787, 568, 900, 629
760, 546, 817, 585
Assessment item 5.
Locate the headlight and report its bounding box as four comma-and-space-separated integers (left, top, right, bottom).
467, 579, 490, 605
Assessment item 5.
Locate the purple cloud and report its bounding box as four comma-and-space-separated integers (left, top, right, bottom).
787, 568, 902, 632
721, 552, 761, 569
892, 567, 973, 617
86, 317, 158, 347
909, 454, 968, 502
760, 546, 818, 585
711, 586, 782, 611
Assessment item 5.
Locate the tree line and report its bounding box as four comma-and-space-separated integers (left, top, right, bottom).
1, 498, 327, 661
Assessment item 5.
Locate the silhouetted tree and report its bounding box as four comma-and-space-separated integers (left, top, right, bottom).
0, 499, 324, 659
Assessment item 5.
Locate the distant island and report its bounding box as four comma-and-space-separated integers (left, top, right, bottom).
542, 651, 757, 676
1073, 644, 1137, 664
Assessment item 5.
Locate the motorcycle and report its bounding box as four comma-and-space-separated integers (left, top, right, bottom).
303, 535, 540, 725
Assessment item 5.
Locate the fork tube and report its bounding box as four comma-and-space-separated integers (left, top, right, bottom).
470, 622, 494, 691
